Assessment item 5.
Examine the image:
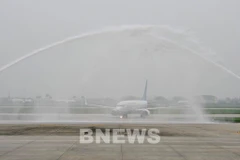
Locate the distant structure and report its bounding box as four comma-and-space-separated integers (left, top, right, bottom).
195, 95, 218, 104
0, 97, 34, 106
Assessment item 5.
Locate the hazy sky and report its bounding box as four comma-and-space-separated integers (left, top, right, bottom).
0, 0, 239, 98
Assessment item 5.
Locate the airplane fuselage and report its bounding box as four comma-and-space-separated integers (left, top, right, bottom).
111, 100, 148, 117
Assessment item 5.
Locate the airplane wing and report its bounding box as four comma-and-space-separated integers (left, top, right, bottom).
147, 107, 168, 110
86, 103, 114, 108
82, 96, 114, 108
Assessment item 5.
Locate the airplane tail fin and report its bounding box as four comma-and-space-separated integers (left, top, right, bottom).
142, 80, 148, 101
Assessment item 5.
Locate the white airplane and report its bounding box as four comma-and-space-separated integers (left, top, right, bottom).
111, 80, 149, 118
84, 80, 156, 118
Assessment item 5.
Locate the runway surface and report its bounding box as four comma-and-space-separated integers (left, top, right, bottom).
0, 124, 239, 160
0, 113, 240, 124
1, 108, 240, 159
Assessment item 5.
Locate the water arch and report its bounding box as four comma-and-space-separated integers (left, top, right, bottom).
1, 25, 239, 81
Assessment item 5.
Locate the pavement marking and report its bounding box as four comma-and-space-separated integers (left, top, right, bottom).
56, 140, 77, 160
0, 139, 35, 158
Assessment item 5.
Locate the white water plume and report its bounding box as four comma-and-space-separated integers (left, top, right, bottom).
0, 25, 239, 123
1, 25, 239, 81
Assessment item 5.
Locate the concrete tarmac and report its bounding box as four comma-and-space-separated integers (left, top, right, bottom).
0, 124, 239, 160
0, 114, 240, 124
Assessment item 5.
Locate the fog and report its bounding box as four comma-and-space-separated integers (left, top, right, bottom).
0, 0, 240, 98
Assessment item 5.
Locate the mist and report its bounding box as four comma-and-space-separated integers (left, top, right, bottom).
0, 0, 240, 99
